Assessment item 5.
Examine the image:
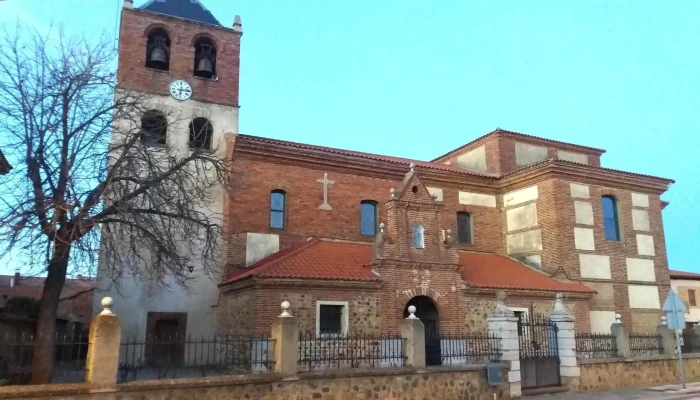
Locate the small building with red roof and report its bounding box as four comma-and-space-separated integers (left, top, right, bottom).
669, 269, 700, 329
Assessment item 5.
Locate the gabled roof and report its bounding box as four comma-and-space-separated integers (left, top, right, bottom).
459, 252, 594, 293
221, 239, 594, 294
138, 0, 222, 26
669, 270, 700, 280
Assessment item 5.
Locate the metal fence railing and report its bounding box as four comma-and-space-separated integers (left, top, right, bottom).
575, 333, 618, 359
298, 332, 404, 371
681, 331, 700, 354
118, 335, 275, 383
0, 332, 89, 385
629, 333, 663, 356
439, 333, 502, 365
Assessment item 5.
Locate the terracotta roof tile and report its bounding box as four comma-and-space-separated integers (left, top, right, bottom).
669, 270, 700, 280
222, 239, 376, 284
222, 241, 593, 294
459, 252, 594, 293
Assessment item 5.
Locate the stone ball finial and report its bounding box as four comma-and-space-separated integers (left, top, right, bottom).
406, 305, 418, 320
409, 162, 415, 171
280, 301, 292, 318
661, 315, 667, 325
615, 313, 622, 323
100, 297, 115, 316
390, 188, 396, 199
379, 222, 385, 233
555, 292, 563, 301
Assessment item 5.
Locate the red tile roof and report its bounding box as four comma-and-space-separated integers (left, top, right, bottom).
669, 270, 700, 280
223, 239, 376, 283
459, 252, 593, 293
221, 240, 594, 294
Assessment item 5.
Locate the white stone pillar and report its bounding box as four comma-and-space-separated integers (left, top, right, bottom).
549, 293, 580, 379
488, 291, 521, 398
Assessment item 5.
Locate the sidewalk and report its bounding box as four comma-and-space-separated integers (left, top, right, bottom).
525, 383, 700, 400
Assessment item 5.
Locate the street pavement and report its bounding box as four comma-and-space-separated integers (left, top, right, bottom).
525, 382, 700, 399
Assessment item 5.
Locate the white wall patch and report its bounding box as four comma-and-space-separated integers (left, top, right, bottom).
631, 193, 649, 208
506, 203, 538, 232
427, 187, 443, 202
506, 229, 543, 254
246, 233, 280, 266
456, 146, 487, 172
636, 234, 655, 256
628, 285, 661, 309
503, 185, 539, 207
579, 254, 611, 280
574, 227, 595, 251
574, 201, 594, 225
515, 142, 548, 166
570, 183, 590, 199
632, 209, 650, 231
558, 150, 589, 164
458, 191, 497, 207
626, 258, 656, 282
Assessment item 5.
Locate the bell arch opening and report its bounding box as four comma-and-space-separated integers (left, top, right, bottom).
193, 37, 217, 79
145, 28, 171, 71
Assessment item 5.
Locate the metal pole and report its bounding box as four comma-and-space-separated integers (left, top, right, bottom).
673, 299, 686, 389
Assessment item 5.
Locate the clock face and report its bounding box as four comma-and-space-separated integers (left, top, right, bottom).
169, 80, 193, 101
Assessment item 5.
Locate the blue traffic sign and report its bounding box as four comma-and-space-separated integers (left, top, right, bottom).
663, 290, 687, 330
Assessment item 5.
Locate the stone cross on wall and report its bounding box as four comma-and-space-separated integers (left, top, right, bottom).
317, 172, 335, 211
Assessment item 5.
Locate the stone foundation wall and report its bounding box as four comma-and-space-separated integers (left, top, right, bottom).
575, 354, 700, 392
0, 365, 509, 400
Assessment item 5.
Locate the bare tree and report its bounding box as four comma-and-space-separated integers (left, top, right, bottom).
0, 27, 228, 383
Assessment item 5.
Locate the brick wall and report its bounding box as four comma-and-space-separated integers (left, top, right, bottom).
117, 8, 241, 107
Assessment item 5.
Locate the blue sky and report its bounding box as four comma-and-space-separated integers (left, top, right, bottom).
1, 0, 698, 274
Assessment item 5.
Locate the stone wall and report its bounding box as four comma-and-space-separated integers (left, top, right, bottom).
0, 365, 509, 400
574, 355, 700, 392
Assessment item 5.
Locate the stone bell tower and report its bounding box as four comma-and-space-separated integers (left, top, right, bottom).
93, 0, 243, 339
372, 164, 465, 335
117, 0, 242, 151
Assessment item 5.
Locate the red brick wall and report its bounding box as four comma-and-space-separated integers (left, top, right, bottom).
117, 8, 241, 107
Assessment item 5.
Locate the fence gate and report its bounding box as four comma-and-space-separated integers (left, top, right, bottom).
518, 313, 560, 389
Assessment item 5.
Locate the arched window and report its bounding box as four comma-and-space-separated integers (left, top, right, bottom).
193, 37, 217, 79
602, 196, 620, 241
360, 201, 377, 236
456, 212, 472, 244
188, 118, 213, 150
413, 225, 424, 249
145, 29, 171, 71
270, 190, 286, 229
140, 110, 167, 146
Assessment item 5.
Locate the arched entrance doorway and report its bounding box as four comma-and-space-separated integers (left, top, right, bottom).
404, 296, 441, 366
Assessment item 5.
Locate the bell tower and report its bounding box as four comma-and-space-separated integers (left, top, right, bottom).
117, 0, 242, 148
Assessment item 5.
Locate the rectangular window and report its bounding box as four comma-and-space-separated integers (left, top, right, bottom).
319, 305, 343, 335
602, 196, 620, 241
360, 201, 377, 235
457, 212, 472, 244
690, 290, 697, 307
270, 191, 285, 229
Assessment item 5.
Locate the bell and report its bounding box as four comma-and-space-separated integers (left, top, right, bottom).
195, 57, 214, 78
148, 47, 168, 69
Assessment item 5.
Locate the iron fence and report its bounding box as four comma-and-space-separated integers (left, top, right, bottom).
298, 332, 404, 371
118, 335, 275, 383
439, 333, 501, 365
629, 333, 663, 356
0, 332, 89, 386
682, 331, 700, 354
575, 333, 618, 359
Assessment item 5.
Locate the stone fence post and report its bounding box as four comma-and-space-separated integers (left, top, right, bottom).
401, 305, 426, 368
549, 293, 579, 381
271, 301, 298, 375
85, 297, 121, 386
656, 316, 677, 356
488, 291, 521, 398
610, 313, 631, 358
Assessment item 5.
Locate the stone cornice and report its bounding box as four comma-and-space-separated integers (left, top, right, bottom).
233, 135, 673, 195
220, 277, 382, 294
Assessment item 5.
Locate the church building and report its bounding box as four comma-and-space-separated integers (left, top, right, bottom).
96, 0, 675, 341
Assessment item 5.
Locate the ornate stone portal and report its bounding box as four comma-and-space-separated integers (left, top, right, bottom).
317, 172, 335, 211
